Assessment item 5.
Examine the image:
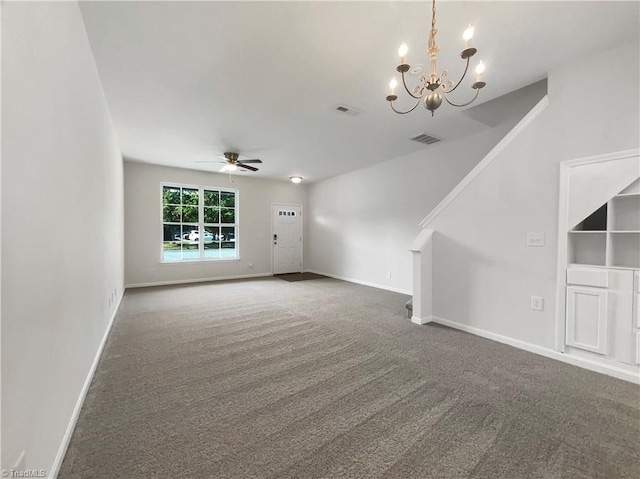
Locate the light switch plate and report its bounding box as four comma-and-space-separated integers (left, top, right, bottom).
531, 296, 544, 311
527, 232, 545, 247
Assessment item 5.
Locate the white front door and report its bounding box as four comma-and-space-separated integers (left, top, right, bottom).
272, 204, 302, 274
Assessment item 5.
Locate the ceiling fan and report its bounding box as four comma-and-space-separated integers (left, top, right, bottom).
196, 152, 262, 172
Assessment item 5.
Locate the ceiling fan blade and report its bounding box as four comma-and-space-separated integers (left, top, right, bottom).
238, 159, 262, 164
238, 163, 259, 172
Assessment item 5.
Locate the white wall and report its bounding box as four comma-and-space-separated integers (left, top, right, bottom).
1, 1, 124, 475
124, 161, 307, 286
427, 39, 639, 349
306, 82, 546, 294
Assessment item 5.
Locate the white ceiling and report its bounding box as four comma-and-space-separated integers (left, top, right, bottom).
79, 1, 639, 183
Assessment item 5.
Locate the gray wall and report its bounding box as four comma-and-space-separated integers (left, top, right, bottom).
1, 1, 124, 474
305, 82, 547, 293
428, 39, 640, 349
124, 161, 307, 287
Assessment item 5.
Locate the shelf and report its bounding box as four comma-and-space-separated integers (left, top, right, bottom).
568, 177, 639, 269
568, 263, 639, 271
610, 233, 640, 269
569, 233, 606, 266
609, 195, 640, 231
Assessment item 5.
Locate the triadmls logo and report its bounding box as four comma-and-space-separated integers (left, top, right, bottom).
1, 470, 48, 478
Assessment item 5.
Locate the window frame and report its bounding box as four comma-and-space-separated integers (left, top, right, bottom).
160, 182, 240, 263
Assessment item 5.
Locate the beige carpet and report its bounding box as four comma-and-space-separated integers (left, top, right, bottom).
59, 277, 640, 478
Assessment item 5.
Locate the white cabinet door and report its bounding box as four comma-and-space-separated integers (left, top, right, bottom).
566, 286, 608, 355
607, 269, 635, 364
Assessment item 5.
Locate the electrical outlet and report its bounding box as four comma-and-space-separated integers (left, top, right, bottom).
531, 296, 544, 311
387, 271, 392, 279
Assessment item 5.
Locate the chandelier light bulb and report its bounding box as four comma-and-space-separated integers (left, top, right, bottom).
389, 77, 398, 95
463, 24, 475, 42
474, 61, 485, 83
398, 42, 408, 64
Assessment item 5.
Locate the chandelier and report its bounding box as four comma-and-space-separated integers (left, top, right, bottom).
386, 0, 486, 116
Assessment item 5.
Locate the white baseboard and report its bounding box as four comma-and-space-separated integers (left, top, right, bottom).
48, 290, 124, 478
304, 270, 411, 296
411, 315, 433, 325
429, 316, 640, 385
125, 272, 272, 289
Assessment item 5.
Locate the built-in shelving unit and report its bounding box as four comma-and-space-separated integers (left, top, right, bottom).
559, 150, 640, 375
569, 178, 640, 269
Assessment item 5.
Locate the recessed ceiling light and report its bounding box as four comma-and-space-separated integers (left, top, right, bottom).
290, 176, 303, 184
410, 64, 424, 75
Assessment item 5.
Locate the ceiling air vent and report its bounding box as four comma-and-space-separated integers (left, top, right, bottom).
410, 133, 442, 145
335, 104, 362, 116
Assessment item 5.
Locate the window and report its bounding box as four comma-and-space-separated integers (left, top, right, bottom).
162, 184, 238, 261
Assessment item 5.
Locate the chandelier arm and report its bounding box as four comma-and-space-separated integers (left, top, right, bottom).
401, 71, 422, 99
389, 98, 422, 114
441, 57, 470, 94
441, 88, 480, 108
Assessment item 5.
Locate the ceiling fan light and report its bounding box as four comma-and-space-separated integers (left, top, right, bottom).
226, 164, 238, 171
290, 176, 303, 184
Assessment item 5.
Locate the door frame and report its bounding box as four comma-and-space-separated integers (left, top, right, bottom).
271, 203, 303, 275
555, 148, 640, 352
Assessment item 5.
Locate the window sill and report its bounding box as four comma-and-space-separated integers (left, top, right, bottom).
160, 258, 241, 265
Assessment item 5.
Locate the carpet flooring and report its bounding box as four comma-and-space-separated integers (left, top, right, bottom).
59, 277, 640, 478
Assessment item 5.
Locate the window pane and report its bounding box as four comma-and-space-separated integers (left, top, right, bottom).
204, 241, 220, 259
163, 186, 181, 205
181, 245, 200, 261
221, 241, 236, 258
221, 226, 235, 242
163, 205, 181, 223
204, 206, 219, 223
220, 208, 235, 223
182, 225, 198, 243
220, 192, 235, 207
204, 190, 219, 207
163, 224, 182, 261
183, 206, 198, 223
204, 226, 220, 241
182, 188, 199, 206
201, 229, 215, 243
